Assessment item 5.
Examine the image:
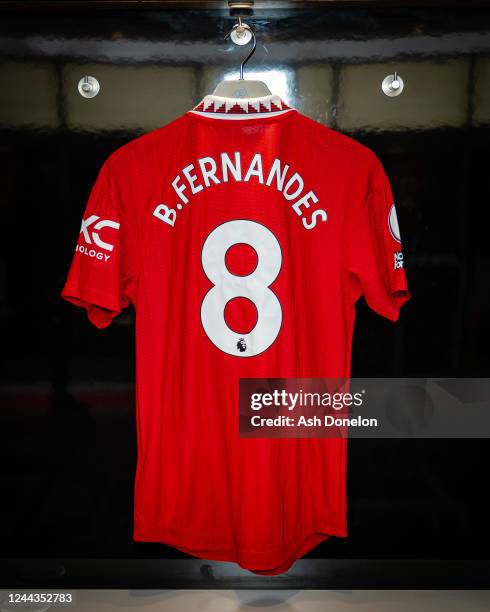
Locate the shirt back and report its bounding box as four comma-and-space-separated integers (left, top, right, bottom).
61, 93, 410, 575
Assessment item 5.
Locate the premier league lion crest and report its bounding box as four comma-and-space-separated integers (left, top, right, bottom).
236, 338, 247, 352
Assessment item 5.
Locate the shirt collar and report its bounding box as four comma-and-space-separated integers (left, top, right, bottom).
190, 93, 293, 120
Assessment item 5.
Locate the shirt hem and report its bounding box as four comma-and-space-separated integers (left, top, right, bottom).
133, 521, 348, 575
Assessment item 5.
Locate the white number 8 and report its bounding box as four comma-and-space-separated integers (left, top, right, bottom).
201, 220, 282, 357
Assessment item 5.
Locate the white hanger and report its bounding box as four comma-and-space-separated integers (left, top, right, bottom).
212, 18, 272, 99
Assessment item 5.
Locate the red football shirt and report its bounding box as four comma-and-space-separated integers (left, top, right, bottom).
61, 93, 410, 575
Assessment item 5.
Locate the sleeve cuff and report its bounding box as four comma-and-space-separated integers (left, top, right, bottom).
61, 284, 121, 329
364, 285, 411, 322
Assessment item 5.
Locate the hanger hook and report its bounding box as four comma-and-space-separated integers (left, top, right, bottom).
224, 17, 257, 81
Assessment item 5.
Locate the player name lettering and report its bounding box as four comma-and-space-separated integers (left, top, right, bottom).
153, 151, 328, 230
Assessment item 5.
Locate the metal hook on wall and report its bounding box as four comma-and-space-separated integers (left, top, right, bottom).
78, 75, 100, 98
382, 71, 404, 97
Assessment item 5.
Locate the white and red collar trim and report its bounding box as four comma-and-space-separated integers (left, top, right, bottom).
189, 93, 294, 120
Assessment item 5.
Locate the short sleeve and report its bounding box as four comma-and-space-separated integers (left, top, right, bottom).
61, 155, 139, 328
345, 155, 410, 321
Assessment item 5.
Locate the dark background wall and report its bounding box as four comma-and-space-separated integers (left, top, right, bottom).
0, 4, 489, 574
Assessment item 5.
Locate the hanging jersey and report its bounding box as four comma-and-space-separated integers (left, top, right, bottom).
61, 93, 410, 575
